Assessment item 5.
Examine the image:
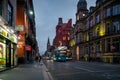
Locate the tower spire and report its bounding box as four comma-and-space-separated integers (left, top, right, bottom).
47, 37, 50, 46
47, 37, 51, 52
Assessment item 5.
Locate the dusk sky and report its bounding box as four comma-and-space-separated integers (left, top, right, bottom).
33, 0, 96, 55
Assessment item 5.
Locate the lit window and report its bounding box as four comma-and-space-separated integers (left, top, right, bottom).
77, 15, 79, 20
68, 37, 70, 40
63, 37, 66, 40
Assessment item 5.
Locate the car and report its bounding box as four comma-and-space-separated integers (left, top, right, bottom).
66, 57, 72, 61
56, 53, 66, 62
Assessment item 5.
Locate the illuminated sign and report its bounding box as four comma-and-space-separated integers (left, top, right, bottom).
57, 46, 67, 50
16, 25, 24, 31
0, 27, 7, 37
25, 46, 32, 51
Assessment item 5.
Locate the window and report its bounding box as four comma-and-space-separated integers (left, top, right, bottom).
89, 18, 93, 27
96, 14, 100, 23
63, 36, 66, 40
67, 37, 70, 40
113, 5, 120, 16
96, 42, 100, 53
106, 23, 111, 34
106, 7, 110, 17
8, 3, 13, 26
0, 1, 2, 16
107, 39, 110, 52
96, 27, 100, 37
113, 21, 120, 33
96, 0, 100, 7
76, 15, 79, 21
89, 31, 93, 40
112, 38, 120, 52
90, 43, 94, 53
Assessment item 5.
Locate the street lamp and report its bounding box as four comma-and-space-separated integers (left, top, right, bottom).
29, 10, 33, 15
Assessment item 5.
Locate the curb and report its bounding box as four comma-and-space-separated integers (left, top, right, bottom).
41, 62, 54, 80
0, 65, 18, 73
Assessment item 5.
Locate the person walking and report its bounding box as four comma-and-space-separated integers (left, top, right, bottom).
38, 56, 42, 63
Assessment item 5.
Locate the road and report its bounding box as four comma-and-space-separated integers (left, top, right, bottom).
43, 60, 120, 80
0, 60, 120, 80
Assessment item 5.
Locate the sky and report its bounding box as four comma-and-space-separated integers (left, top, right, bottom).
33, 0, 96, 55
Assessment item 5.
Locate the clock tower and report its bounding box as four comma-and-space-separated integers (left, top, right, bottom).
76, 0, 88, 21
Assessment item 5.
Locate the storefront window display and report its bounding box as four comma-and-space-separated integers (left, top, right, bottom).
0, 42, 6, 69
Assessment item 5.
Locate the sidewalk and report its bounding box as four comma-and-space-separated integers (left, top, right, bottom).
0, 61, 54, 80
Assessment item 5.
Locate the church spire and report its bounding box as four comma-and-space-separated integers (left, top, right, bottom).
47, 37, 51, 52
47, 37, 50, 46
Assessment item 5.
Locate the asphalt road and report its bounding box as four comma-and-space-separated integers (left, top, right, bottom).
43, 60, 120, 80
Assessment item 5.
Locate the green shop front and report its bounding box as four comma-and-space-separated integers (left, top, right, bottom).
0, 25, 17, 70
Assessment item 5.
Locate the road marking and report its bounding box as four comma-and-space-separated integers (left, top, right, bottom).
56, 72, 85, 76
74, 66, 94, 72
74, 66, 119, 73
102, 73, 113, 79
42, 62, 54, 80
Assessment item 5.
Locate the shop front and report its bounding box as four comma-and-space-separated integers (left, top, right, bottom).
0, 25, 17, 70
0, 38, 6, 70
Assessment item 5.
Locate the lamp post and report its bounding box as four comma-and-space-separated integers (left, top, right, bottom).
29, 10, 33, 15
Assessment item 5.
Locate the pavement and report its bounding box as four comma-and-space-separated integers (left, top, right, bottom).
0, 61, 54, 80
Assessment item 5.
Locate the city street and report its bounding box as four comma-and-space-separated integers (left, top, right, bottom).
44, 60, 120, 80
0, 60, 120, 80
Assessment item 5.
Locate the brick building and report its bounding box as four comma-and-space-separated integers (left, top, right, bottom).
53, 18, 72, 49
16, 0, 37, 63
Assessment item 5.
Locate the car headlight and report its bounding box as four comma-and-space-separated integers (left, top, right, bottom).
53, 58, 56, 60
66, 57, 68, 59
58, 57, 61, 59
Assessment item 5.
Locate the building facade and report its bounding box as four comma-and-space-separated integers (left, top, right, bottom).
53, 18, 72, 48
16, 0, 36, 63
53, 18, 72, 57
74, 0, 120, 63
0, 0, 18, 70
74, 0, 88, 60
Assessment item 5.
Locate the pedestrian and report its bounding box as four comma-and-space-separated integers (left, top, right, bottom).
38, 56, 42, 63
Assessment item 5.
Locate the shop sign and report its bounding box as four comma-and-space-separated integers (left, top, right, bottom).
16, 25, 24, 31
25, 46, 32, 51
6, 32, 17, 43
0, 38, 5, 43
0, 27, 7, 37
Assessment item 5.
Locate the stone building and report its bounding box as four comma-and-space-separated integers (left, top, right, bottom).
74, 0, 120, 63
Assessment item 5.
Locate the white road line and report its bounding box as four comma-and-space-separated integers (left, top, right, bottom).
74, 66, 118, 73
56, 72, 85, 76
42, 62, 54, 80
74, 66, 94, 72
